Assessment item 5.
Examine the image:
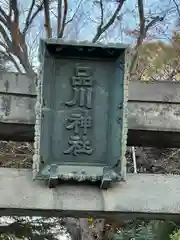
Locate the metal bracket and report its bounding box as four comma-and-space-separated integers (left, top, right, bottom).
101, 167, 111, 189
100, 165, 121, 189
48, 164, 58, 188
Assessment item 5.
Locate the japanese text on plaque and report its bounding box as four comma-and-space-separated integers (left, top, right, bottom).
63, 66, 93, 156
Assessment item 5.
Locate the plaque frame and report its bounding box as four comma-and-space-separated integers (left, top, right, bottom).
33, 39, 129, 189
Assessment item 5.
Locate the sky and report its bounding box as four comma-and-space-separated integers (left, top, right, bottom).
19, 0, 177, 70
20, 0, 177, 42
1, 0, 178, 71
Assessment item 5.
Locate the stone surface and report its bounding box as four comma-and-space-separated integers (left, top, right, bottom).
34, 40, 128, 186
1, 73, 180, 147
0, 168, 180, 220
0, 72, 36, 95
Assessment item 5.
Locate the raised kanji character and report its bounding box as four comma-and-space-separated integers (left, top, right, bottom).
65, 113, 92, 134
63, 135, 93, 156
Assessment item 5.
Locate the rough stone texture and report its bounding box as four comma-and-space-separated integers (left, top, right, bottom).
0, 95, 35, 123
34, 40, 129, 186
0, 168, 180, 220
0, 72, 36, 95
1, 73, 180, 147
128, 102, 180, 132
120, 51, 129, 179
33, 68, 42, 179
129, 80, 180, 103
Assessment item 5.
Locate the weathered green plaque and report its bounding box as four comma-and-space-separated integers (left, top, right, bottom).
33, 39, 128, 189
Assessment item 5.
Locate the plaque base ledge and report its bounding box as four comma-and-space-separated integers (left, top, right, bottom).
33, 163, 122, 189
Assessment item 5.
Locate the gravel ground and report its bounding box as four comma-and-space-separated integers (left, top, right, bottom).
1, 141, 180, 175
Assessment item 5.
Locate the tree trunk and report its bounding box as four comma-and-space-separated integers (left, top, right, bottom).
62, 218, 105, 240
79, 219, 105, 240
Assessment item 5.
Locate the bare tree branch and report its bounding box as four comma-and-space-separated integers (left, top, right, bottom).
57, 0, 62, 36
58, 0, 68, 38
23, 0, 44, 35
137, 0, 145, 45
92, 0, 125, 43
0, 5, 10, 28
8, 0, 12, 18
99, 0, 104, 28
0, 5, 9, 21
129, 0, 165, 75
173, 0, 180, 18
6, 53, 23, 73
10, 0, 19, 27
43, 0, 52, 37
145, 16, 164, 32
0, 46, 22, 73
0, 0, 39, 76
24, 0, 36, 32
0, 40, 8, 50
0, 23, 12, 50
8, 0, 22, 48
0, 14, 8, 27
4, 26, 34, 76
65, 0, 83, 26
